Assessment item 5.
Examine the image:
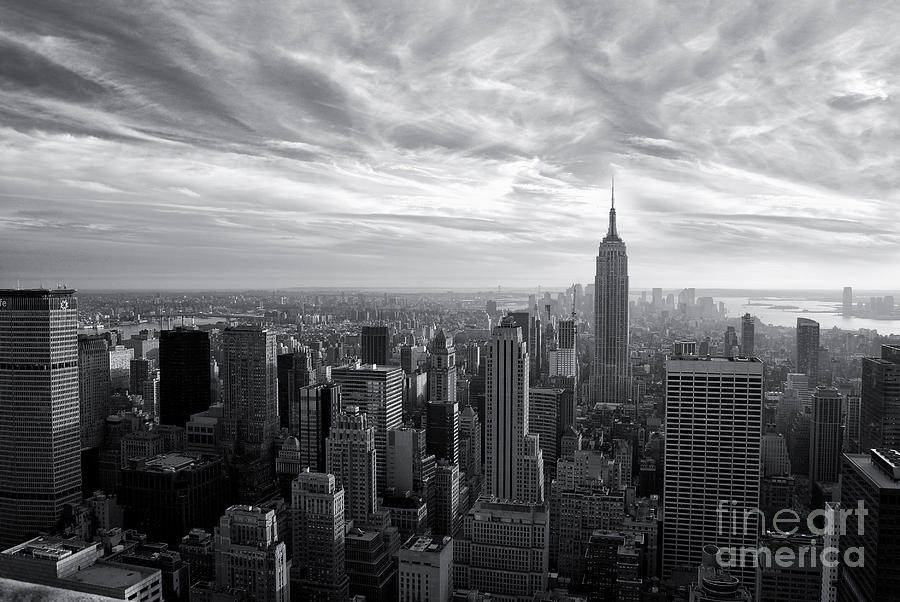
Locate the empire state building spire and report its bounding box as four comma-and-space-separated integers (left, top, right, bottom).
604, 176, 619, 242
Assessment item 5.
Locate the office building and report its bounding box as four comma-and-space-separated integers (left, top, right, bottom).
109, 344, 134, 391
332, 364, 403, 493
0, 536, 162, 601
507, 310, 541, 385
78, 334, 111, 450
839, 449, 900, 601
809, 387, 843, 485
361, 325, 391, 366
221, 326, 279, 500
160, 326, 211, 427
0, 288, 81, 548
381, 491, 428, 541
295, 383, 342, 472
755, 532, 822, 602
551, 318, 577, 379
432, 462, 461, 537
484, 317, 544, 503
663, 357, 763, 593
740, 313, 754, 356
386, 425, 434, 496
345, 515, 400, 602
459, 405, 482, 478
398, 535, 453, 602
430, 330, 457, 402
214, 505, 289, 602
426, 400, 460, 465
118, 453, 228, 547
796, 318, 820, 387
453, 498, 549, 600
580, 530, 645, 601
277, 350, 311, 430
860, 345, 900, 451
529, 387, 566, 483
724, 326, 739, 357
843, 286, 853, 316
326, 406, 377, 524
180, 528, 215, 583
292, 470, 350, 602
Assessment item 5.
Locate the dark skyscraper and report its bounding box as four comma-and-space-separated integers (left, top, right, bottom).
78, 333, 111, 450
426, 400, 459, 465
860, 345, 900, 452
810, 386, 842, 484
360, 325, 391, 365
593, 182, 629, 404
741, 313, 754, 356
796, 318, 820, 387
160, 326, 211, 427
0, 288, 82, 548
295, 383, 341, 473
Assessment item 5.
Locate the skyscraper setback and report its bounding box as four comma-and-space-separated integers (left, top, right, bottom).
0, 289, 82, 548
593, 183, 629, 405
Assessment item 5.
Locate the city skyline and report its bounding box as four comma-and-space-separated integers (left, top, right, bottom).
2, 1, 900, 289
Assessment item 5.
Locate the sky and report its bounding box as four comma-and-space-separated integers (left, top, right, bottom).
1, 0, 898, 290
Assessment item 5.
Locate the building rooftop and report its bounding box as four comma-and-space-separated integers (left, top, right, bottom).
844, 451, 900, 489
0, 288, 76, 296
131, 453, 217, 472
3, 536, 95, 559
668, 355, 762, 363
64, 562, 157, 589
403, 535, 451, 553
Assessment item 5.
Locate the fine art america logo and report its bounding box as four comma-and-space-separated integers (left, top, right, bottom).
715, 500, 866, 568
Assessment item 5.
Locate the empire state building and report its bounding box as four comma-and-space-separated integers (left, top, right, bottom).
592, 182, 629, 405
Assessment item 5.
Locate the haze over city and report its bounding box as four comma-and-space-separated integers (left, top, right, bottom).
2, 0, 899, 289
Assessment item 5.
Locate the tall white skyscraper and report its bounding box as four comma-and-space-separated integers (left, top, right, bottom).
663, 356, 763, 594
592, 182, 629, 405
326, 406, 377, 525
0, 289, 81, 548
484, 316, 544, 503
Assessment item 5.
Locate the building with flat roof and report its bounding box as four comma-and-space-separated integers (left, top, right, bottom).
839, 449, 900, 601
399, 535, 453, 602
0, 289, 82, 548
118, 453, 228, 547
0, 536, 162, 601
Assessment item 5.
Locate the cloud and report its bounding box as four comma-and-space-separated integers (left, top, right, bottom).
0, 0, 898, 289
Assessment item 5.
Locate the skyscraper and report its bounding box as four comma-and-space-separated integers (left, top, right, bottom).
292, 470, 350, 602
459, 405, 482, 478
740, 313, 754, 357
360, 325, 391, 366
332, 364, 403, 492
551, 318, 576, 379
221, 326, 279, 501
839, 449, 900, 601
593, 182, 629, 405
796, 318, 820, 387
860, 345, 900, 452
425, 400, 459, 465
842, 286, 853, 316
663, 356, 763, 593
78, 334, 111, 450
215, 505, 290, 602
326, 406, 377, 524
0, 288, 81, 548
295, 383, 341, 472
724, 326, 738, 357
809, 386, 843, 484
429, 330, 456, 402
484, 316, 544, 503
160, 326, 211, 427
